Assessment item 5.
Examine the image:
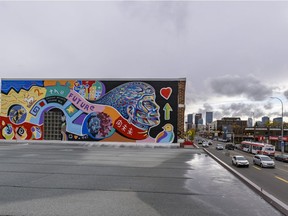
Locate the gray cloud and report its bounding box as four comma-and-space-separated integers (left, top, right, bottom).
263, 102, 273, 110
119, 1, 188, 33
197, 103, 214, 115
1, 1, 288, 122
197, 101, 288, 123
209, 75, 274, 101
197, 102, 267, 121
219, 103, 261, 118
284, 90, 288, 99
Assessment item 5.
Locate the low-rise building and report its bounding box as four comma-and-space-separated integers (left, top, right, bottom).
244, 127, 288, 151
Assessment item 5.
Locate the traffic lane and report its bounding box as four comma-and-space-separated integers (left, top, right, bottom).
211, 146, 288, 179
0, 143, 283, 216
206, 145, 288, 206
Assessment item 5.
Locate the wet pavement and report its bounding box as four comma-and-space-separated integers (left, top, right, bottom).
0, 143, 284, 216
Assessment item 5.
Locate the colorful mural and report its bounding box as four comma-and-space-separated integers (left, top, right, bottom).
0, 80, 178, 143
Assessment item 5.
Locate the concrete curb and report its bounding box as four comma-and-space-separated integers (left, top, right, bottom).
0, 140, 180, 149
204, 148, 288, 216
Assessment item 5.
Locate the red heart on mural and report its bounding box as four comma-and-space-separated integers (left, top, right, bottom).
160, 87, 172, 100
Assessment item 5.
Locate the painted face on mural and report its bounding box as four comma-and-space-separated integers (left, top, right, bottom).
127, 95, 160, 128
94, 82, 161, 130
87, 115, 101, 136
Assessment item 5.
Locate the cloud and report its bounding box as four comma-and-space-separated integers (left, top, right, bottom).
198, 101, 288, 123
284, 89, 288, 99
263, 102, 273, 110
218, 103, 261, 118
196, 103, 214, 114
119, 1, 188, 33
1, 1, 288, 123
197, 102, 270, 122
208, 75, 274, 101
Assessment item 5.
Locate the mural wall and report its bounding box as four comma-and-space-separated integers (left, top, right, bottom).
1, 80, 179, 143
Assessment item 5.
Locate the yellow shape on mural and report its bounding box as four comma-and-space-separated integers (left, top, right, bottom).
67, 105, 75, 114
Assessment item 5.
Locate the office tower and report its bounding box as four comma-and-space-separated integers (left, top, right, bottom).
206, 112, 213, 124
195, 113, 202, 125
187, 114, 193, 130
262, 116, 270, 126
247, 118, 253, 127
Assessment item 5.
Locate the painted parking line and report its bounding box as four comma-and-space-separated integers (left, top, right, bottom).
253, 166, 261, 170
275, 176, 288, 184
277, 167, 288, 173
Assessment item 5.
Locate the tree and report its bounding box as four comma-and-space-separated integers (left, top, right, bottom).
186, 129, 196, 141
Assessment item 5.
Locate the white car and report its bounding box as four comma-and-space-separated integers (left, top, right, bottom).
216, 144, 224, 150
202, 142, 209, 148
253, 155, 275, 168
232, 155, 249, 167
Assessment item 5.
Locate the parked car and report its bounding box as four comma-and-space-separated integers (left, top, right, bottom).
216, 144, 224, 150
232, 155, 249, 167
274, 154, 288, 162
219, 138, 228, 142
253, 155, 275, 168
198, 139, 203, 144
225, 143, 235, 150
207, 140, 213, 145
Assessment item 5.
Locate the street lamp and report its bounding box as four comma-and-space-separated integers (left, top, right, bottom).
270, 97, 284, 154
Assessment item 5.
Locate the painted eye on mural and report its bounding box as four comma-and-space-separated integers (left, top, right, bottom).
142, 101, 156, 112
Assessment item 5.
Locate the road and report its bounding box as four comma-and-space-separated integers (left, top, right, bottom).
0, 142, 283, 216
202, 141, 288, 206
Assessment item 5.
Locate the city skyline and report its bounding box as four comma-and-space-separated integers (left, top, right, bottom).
187, 111, 286, 126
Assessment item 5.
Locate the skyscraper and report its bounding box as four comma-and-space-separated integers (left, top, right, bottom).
187, 114, 193, 130
206, 112, 213, 124
195, 113, 202, 126
262, 116, 270, 126
247, 118, 253, 127
273, 117, 282, 124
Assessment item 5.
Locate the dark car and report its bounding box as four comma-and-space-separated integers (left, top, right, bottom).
207, 140, 213, 145
274, 154, 288, 162
225, 143, 235, 150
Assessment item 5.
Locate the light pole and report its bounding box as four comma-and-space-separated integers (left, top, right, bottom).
270, 97, 284, 154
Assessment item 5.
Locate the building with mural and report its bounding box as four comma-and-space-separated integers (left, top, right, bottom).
0, 79, 186, 143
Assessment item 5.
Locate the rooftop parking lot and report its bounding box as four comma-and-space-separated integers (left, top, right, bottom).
0, 142, 283, 216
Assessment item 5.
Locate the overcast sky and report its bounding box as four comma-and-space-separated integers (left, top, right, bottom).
1, 1, 288, 123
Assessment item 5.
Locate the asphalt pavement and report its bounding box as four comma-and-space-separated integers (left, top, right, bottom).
0, 141, 284, 216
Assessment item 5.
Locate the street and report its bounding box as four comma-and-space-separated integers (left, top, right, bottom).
0, 142, 283, 216
203, 141, 288, 206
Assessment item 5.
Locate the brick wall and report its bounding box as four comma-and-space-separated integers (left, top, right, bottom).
178, 79, 186, 140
